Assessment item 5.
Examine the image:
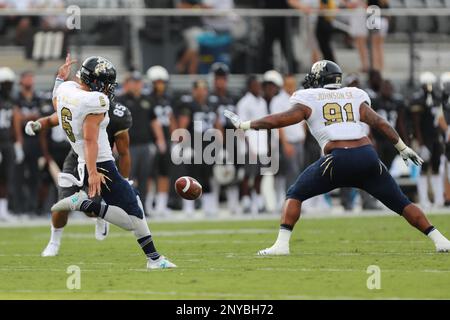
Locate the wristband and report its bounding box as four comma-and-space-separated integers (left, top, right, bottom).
240, 121, 251, 130
52, 77, 64, 99
394, 138, 407, 152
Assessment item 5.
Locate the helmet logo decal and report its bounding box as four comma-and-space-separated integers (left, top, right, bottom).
94, 58, 112, 76
311, 61, 327, 75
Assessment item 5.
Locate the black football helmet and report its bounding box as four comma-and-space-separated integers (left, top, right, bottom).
78, 56, 117, 99
304, 60, 342, 89
210, 62, 230, 77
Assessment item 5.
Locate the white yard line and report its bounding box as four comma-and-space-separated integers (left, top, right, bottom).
1, 209, 449, 228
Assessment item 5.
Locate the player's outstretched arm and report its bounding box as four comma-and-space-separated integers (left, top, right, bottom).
224, 103, 309, 130
25, 112, 59, 136
360, 103, 424, 166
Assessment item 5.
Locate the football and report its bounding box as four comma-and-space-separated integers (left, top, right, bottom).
175, 176, 202, 200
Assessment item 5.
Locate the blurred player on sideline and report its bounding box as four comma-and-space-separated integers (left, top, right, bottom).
410, 72, 445, 209
0, 68, 23, 221
225, 60, 450, 255
27, 55, 175, 268
208, 63, 241, 214
176, 79, 222, 216
147, 66, 176, 217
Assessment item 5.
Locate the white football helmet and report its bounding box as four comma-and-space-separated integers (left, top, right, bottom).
419, 71, 437, 85
440, 72, 450, 90
147, 65, 169, 82
263, 70, 283, 87
0, 67, 16, 83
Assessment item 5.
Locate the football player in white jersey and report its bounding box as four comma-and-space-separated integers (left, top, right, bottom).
48, 55, 176, 269
224, 60, 450, 255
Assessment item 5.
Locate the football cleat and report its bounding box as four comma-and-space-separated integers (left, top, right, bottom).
147, 256, 177, 269
41, 242, 60, 257
257, 245, 290, 256
95, 217, 109, 241
51, 190, 88, 212
435, 241, 450, 253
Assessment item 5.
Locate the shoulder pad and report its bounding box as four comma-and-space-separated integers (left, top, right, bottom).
85, 91, 109, 114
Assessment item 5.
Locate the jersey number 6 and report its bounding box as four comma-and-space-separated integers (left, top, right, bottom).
323, 103, 355, 126
61, 107, 76, 143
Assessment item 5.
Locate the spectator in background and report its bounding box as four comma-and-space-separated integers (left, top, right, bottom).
176, 0, 208, 74
270, 74, 306, 212
0, 67, 22, 220
288, 0, 321, 65
237, 75, 268, 214
260, 0, 298, 73
343, 0, 369, 72
316, 0, 337, 62
368, 0, 389, 71
147, 66, 176, 217
14, 71, 41, 214
365, 69, 383, 99
116, 71, 166, 214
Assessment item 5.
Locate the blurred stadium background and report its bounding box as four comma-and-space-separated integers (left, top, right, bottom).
0, 0, 450, 223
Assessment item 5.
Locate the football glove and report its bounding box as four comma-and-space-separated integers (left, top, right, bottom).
395, 139, 424, 166
223, 110, 251, 130
25, 121, 42, 136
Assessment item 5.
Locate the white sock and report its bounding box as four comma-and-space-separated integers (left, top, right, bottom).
417, 176, 430, 206
182, 199, 195, 215
431, 175, 444, 207
241, 195, 251, 210
274, 228, 292, 248
226, 186, 239, 213
250, 191, 259, 214
50, 225, 64, 245
202, 193, 217, 215
0, 198, 9, 217
103, 205, 134, 231
428, 229, 449, 244
155, 192, 168, 213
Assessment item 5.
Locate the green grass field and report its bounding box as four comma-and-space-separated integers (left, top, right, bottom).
0, 214, 449, 299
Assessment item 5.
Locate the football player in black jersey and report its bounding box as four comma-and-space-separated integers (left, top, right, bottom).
372, 79, 408, 169
147, 66, 176, 217
411, 72, 445, 208
26, 94, 133, 256
441, 72, 450, 162
176, 79, 222, 216
14, 71, 42, 214
0, 68, 23, 221
208, 63, 241, 214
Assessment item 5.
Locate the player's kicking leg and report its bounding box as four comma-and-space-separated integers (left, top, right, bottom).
52, 162, 176, 269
